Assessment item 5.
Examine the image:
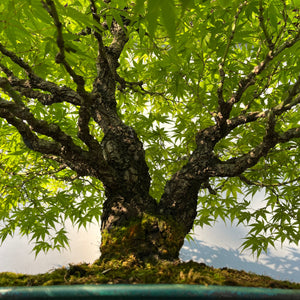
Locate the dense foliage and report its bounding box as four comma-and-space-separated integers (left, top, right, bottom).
0, 0, 299, 257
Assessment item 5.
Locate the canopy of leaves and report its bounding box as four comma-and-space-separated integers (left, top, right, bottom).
0, 0, 300, 256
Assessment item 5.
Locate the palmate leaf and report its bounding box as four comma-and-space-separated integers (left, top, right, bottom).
160, 0, 177, 40
0, 0, 299, 258
146, 0, 160, 37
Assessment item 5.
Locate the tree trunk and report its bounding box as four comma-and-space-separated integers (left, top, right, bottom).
100, 203, 186, 262
97, 125, 191, 262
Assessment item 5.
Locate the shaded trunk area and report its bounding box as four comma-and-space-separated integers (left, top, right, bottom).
100, 208, 186, 262
96, 121, 208, 262
99, 168, 201, 262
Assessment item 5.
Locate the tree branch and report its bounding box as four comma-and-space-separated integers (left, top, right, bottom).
273, 23, 300, 57
42, 0, 86, 93
215, 18, 300, 127
161, 69, 300, 230
116, 76, 169, 100
0, 107, 61, 155
278, 126, 300, 143
77, 105, 102, 152
273, 0, 288, 47
226, 94, 300, 133
241, 63, 280, 113
211, 61, 300, 138
0, 97, 111, 179
239, 174, 300, 188
108, 21, 129, 61
273, 73, 300, 113
217, 1, 247, 122
0, 42, 34, 75
89, 0, 100, 23
259, 0, 275, 50
0, 98, 80, 151
0, 39, 111, 179
213, 123, 300, 178
0, 77, 25, 106
0, 54, 82, 106
89, 10, 130, 131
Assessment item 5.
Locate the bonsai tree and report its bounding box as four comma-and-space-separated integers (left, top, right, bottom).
0, 0, 299, 262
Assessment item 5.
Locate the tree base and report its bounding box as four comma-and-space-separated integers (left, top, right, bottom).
100, 214, 186, 262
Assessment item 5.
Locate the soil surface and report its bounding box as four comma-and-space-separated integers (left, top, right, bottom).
1, 259, 300, 288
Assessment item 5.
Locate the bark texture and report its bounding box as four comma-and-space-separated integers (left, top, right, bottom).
0, 1, 300, 262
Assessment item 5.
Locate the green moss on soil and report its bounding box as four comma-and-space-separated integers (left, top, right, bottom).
1, 260, 299, 288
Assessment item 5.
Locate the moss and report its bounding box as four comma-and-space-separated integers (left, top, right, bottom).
100, 213, 185, 262
0, 273, 31, 286
1, 260, 300, 288
1, 215, 299, 289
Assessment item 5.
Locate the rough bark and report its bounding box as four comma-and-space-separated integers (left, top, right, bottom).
98, 124, 186, 261
0, 1, 300, 262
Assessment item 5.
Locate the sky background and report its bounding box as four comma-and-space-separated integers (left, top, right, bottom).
1, 219, 299, 283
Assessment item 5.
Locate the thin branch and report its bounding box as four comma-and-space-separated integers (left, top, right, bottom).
213, 123, 300, 178
8, 165, 68, 184
90, 0, 100, 23
217, 1, 248, 119
42, 0, 86, 94
55, 175, 104, 194
116, 76, 170, 99
77, 105, 102, 152
0, 43, 34, 75
278, 126, 300, 143
0, 56, 82, 106
239, 174, 300, 188
259, 0, 275, 50
0, 77, 25, 106
0, 107, 61, 155
273, 26, 300, 57
241, 63, 280, 113
273, 74, 300, 113
116, 76, 143, 91
225, 97, 300, 137
89, 0, 110, 67
225, 21, 300, 111
201, 179, 217, 195
196, 70, 300, 159
0, 98, 83, 154
227, 57, 268, 107
274, 0, 288, 46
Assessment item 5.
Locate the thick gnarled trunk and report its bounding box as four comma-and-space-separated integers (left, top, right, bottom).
100, 209, 186, 262
97, 120, 202, 262
98, 126, 188, 262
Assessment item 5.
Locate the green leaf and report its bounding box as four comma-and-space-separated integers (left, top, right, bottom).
146, 0, 160, 37
180, 0, 195, 10
160, 0, 177, 40
292, 0, 300, 7
134, 0, 145, 14
0, 0, 300, 259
